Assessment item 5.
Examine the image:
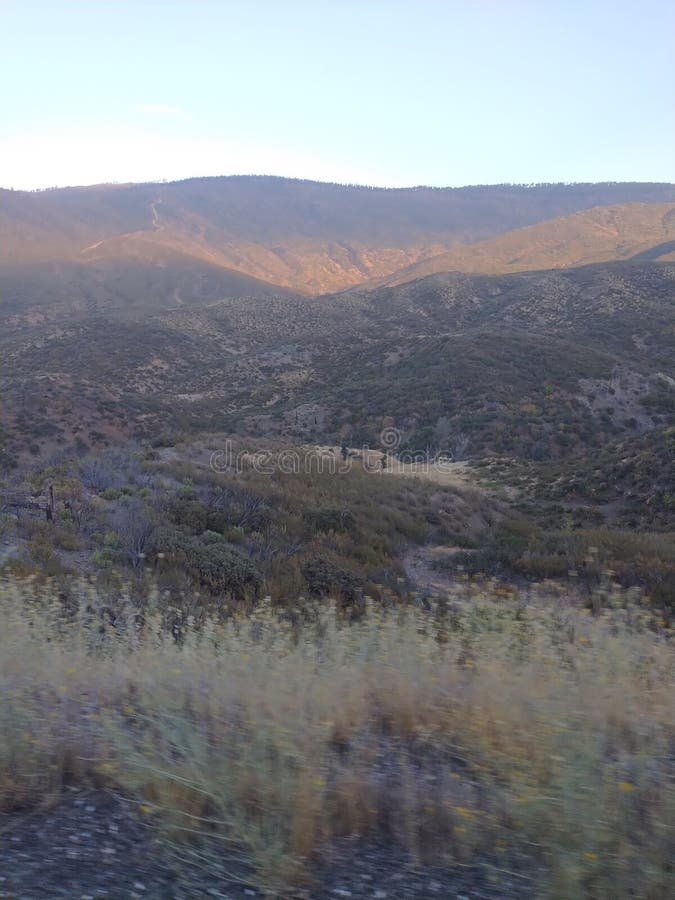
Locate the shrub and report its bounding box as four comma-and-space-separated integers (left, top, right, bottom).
52, 525, 81, 552
303, 506, 356, 534
302, 557, 363, 606
150, 527, 262, 603
169, 498, 209, 534
186, 539, 262, 601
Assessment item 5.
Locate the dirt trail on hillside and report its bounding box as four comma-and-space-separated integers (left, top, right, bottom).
150, 197, 164, 232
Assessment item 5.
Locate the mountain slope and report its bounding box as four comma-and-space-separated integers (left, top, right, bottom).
2, 260, 673, 470
0, 255, 294, 330
370, 202, 675, 287
2, 257, 673, 530
2, 178, 675, 298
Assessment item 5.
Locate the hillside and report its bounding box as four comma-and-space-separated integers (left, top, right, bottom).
371, 202, 675, 286
2, 260, 673, 531
0, 256, 293, 329
2, 179, 675, 306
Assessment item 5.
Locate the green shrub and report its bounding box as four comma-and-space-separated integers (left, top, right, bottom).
92, 549, 114, 569
302, 557, 363, 605
169, 499, 209, 534
150, 527, 262, 602
303, 506, 356, 534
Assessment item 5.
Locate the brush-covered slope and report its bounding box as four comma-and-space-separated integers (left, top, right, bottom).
2, 178, 675, 300
2, 261, 673, 475
371, 202, 675, 287
0, 256, 293, 329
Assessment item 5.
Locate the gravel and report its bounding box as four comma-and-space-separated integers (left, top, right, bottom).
0, 791, 533, 899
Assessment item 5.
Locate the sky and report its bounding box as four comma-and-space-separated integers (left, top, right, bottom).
1, 0, 674, 190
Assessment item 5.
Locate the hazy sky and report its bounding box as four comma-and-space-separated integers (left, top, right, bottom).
1, 0, 674, 189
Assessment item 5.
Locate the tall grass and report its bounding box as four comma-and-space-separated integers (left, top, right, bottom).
0, 575, 673, 897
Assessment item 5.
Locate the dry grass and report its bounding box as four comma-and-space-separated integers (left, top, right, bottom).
0, 576, 673, 896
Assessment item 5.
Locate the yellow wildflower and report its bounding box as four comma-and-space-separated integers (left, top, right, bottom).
455, 806, 474, 819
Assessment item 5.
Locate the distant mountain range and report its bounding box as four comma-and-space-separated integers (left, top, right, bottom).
2, 177, 675, 323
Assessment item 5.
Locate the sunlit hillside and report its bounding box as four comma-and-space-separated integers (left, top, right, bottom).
372, 201, 675, 286
2, 179, 675, 299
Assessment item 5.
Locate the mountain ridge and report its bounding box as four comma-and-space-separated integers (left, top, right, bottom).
2, 177, 675, 301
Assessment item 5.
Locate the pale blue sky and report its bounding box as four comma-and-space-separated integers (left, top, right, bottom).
1, 0, 673, 189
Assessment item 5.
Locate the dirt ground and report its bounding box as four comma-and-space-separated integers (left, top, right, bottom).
312, 447, 477, 490
0, 790, 533, 899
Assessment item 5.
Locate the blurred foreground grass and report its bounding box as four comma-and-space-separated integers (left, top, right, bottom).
0, 576, 673, 897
